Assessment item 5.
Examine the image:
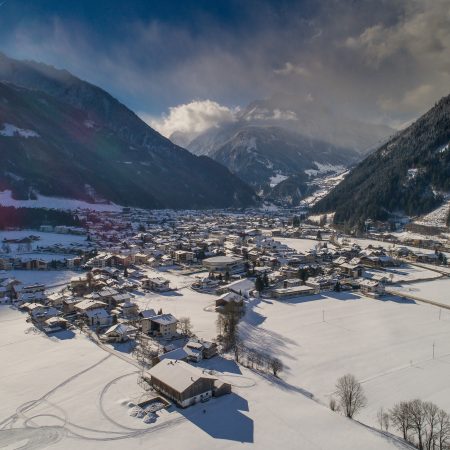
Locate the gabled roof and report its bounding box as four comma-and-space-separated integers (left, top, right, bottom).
150, 313, 178, 325
139, 309, 157, 319
148, 359, 216, 393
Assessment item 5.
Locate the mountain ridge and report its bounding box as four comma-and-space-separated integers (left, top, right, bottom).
0, 53, 257, 209
312, 93, 450, 227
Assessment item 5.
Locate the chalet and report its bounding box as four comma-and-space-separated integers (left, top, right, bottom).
97, 287, 119, 307
305, 276, 336, 292
141, 277, 171, 292
30, 306, 60, 325
43, 316, 68, 333
17, 284, 46, 303
139, 309, 157, 319
145, 360, 229, 408
359, 279, 385, 298
142, 313, 178, 338
122, 300, 139, 318
74, 299, 111, 326
62, 297, 82, 314
70, 275, 90, 294
85, 309, 112, 327
217, 278, 255, 298
102, 323, 132, 342
215, 292, 244, 311
339, 262, 364, 278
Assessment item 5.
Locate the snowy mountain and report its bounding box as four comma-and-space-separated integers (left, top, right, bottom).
0, 53, 257, 209
202, 125, 356, 189
313, 93, 450, 227
181, 95, 393, 202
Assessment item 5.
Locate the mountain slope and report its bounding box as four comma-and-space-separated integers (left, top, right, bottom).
0, 54, 256, 209
313, 94, 450, 226
187, 96, 393, 159
184, 95, 393, 196
191, 125, 358, 189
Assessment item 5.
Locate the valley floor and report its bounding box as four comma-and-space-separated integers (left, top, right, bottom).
3, 236, 450, 449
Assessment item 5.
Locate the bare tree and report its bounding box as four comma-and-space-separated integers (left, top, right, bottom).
390, 401, 412, 441
335, 374, 367, 418
423, 401, 440, 450
410, 399, 426, 450
436, 409, 450, 450
269, 357, 283, 377
178, 317, 193, 336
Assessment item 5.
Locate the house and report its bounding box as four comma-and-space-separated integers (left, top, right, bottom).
359, 279, 385, 298
272, 285, 316, 299
215, 292, 244, 312
173, 250, 195, 264
145, 360, 226, 408
122, 300, 139, 318
85, 309, 112, 327
142, 313, 178, 338
70, 275, 90, 294
305, 277, 336, 293
134, 253, 149, 265
42, 316, 68, 333
184, 341, 204, 362
282, 278, 302, 288
139, 309, 157, 319
17, 284, 46, 303
141, 277, 171, 292
30, 306, 60, 325
339, 262, 364, 278
97, 287, 119, 307
103, 323, 132, 342
217, 278, 255, 298
74, 299, 111, 326
201, 340, 218, 359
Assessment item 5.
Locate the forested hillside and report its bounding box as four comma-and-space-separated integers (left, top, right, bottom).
313, 94, 450, 227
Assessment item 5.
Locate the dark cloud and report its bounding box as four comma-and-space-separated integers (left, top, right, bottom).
0, 0, 447, 129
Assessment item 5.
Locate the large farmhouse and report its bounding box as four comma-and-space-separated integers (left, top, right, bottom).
145, 360, 230, 408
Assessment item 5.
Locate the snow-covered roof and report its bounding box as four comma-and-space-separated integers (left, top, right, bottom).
148, 359, 215, 393
139, 309, 157, 319
104, 323, 130, 335
150, 313, 178, 325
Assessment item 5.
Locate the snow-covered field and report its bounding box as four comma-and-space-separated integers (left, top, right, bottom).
389, 278, 450, 308
239, 292, 450, 430
277, 237, 322, 253
0, 305, 408, 449
0, 190, 122, 211
0, 270, 79, 290
0, 230, 87, 252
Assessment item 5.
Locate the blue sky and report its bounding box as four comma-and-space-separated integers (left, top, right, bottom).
0, 0, 449, 137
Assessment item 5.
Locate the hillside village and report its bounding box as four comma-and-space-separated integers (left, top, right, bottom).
1, 205, 450, 448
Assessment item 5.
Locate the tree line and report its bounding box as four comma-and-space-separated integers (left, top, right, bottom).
330, 374, 450, 450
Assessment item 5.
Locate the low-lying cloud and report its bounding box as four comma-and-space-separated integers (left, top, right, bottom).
142, 100, 238, 146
